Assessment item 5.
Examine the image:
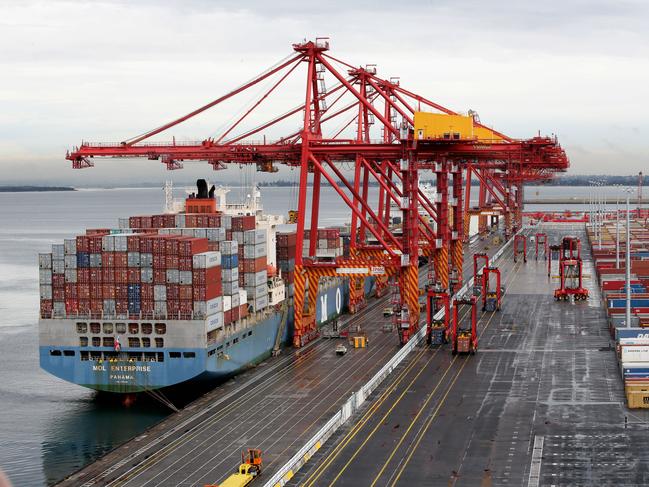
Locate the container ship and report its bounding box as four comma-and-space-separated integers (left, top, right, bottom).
38, 180, 361, 393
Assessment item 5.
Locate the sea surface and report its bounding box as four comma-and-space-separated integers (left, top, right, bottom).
0, 184, 641, 486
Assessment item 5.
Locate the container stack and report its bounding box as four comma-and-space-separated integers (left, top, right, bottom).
302, 228, 343, 258
220, 240, 240, 324
588, 214, 649, 408
242, 228, 269, 312
276, 232, 297, 295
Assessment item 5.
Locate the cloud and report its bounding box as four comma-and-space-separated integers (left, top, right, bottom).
0, 0, 648, 184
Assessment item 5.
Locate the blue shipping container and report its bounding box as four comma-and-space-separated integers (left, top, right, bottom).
77, 252, 90, 268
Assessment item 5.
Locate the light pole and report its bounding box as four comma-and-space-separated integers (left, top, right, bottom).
625, 189, 632, 328
598, 186, 602, 250
616, 196, 620, 269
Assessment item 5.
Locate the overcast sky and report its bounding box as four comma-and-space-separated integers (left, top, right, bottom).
1, 0, 647, 186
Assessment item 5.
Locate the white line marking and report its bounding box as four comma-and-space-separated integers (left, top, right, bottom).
527, 435, 544, 487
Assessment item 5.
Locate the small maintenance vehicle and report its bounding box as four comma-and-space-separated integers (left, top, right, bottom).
205, 449, 262, 487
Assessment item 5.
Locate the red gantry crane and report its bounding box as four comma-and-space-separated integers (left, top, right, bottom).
65, 39, 569, 347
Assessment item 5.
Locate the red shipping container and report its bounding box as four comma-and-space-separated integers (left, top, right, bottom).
179, 256, 193, 271
86, 229, 110, 236
153, 269, 166, 284
141, 299, 154, 313
89, 236, 103, 253
78, 283, 91, 300
232, 215, 255, 231
116, 300, 128, 314
277, 246, 296, 259
277, 232, 297, 246
140, 216, 153, 229
207, 242, 219, 252
78, 268, 90, 284
167, 300, 180, 315
114, 252, 128, 268
53, 274, 65, 288
152, 236, 167, 254
40, 299, 53, 317
114, 269, 128, 284
166, 254, 179, 269
193, 267, 221, 286
179, 300, 193, 314
53, 287, 65, 301
127, 235, 140, 252
65, 283, 77, 299
116, 285, 128, 300
179, 285, 193, 300
178, 237, 208, 257
129, 216, 142, 229
102, 283, 115, 299
139, 235, 154, 253
226, 230, 233, 240
239, 303, 248, 320
238, 247, 245, 260
89, 269, 102, 284
231, 305, 240, 322
78, 299, 90, 315
238, 274, 244, 287
102, 267, 114, 282
207, 214, 221, 228
141, 283, 153, 301
167, 284, 180, 301
76, 236, 90, 252
90, 299, 103, 313
127, 268, 140, 283
241, 257, 267, 273
90, 283, 102, 299
103, 252, 115, 267
165, 237, 179, 255
224, 309, 233, 324
153, 254, 167, 268
192, 284, 220, 301
65, 299, 78, 315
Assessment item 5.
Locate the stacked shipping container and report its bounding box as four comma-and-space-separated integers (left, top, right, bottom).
277, 232, 297, 296
302, 228, 343, 258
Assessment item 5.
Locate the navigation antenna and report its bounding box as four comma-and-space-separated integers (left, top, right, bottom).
164, 180, 174, 214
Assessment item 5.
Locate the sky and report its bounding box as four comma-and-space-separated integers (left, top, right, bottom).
0, 0, 648, 186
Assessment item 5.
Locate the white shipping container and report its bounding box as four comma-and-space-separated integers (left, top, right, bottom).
193, 296, 223, 318
89, 253, 102, 268
39, 269, 52, 284
193, 228, 207, 239
103, 299, 116, 315
250, 294, 269, 312
244, 270, 267, 287
154, 301, 167, 315
238, 289, 248, 305
52, 244, 64, 259
141, 268, 153, 283
52, 260, 65, 274
232, 231, 244, 245
166, 269, 179, 284
179, 271, 193, 285
247, 283, 267, 299
175, 214, 186, 228
219, 240, 238, 255
206, 311, 225, 332
65, 269, 77, 283
231, 292, 240, 308
223, 295, 232, 312
114, 235, 128, 251
243, 243, 266, 259
181, 229, 194, 237
38, 253, 52, 269
127, 252, 141, 267
64, 239, 77, 255
206, 228, 226, 242
621, 345, 649, 363
39, 285, 52, 299
223, 281, 239, 295
243, 229, 267, 245
221, 215, 232, 230
64, 255, 77, 269
53, 301, 65, 317
221, 267, 239, 283
118, 217, 130, 229
193, 251, 221, 269
318, 239, 328, 248
140, 253, 153, 268
102, 235, 115, 252
154, 285, 167, 301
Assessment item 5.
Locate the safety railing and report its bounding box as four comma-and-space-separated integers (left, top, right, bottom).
262, 231, 517, 487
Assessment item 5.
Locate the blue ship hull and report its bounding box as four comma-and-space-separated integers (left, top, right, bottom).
40, 279, 374, 393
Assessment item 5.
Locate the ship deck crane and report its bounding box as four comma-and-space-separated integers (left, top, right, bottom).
63, 38, 569, 347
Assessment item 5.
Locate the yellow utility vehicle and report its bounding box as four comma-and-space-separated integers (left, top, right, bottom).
205, 449, 262, 487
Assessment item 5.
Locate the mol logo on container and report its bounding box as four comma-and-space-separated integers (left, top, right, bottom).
320, 288, 343, 322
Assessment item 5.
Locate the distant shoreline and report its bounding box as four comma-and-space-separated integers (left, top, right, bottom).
0, 186, 76, 192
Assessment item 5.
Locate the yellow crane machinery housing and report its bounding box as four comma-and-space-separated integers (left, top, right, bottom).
413, 112, 505, 142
